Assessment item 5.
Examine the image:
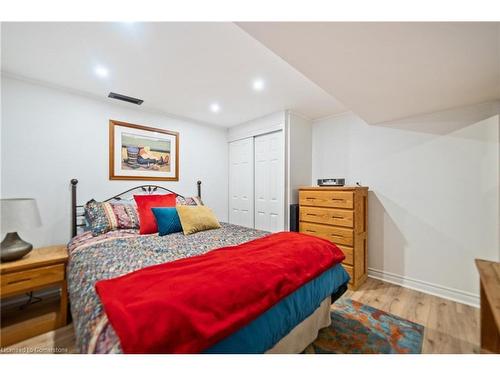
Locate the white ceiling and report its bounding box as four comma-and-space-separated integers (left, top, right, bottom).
238, 22, 500, 124
1, 22, 345, 127
4, 22, 499, 127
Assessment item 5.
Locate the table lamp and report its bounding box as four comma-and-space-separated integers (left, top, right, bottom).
1, 198, 42, 262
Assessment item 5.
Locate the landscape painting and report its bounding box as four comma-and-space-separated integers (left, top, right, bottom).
109, 120, 179, 181
121, 133, 171, 172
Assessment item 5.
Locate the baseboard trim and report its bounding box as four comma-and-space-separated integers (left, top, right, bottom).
368, 268, 480, 308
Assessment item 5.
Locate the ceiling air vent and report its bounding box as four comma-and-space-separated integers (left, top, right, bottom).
108, 92, 144, 105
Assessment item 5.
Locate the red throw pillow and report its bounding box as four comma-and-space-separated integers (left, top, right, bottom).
134, 194, 177, 234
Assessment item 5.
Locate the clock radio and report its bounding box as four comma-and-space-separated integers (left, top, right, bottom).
317, 178, 345, 186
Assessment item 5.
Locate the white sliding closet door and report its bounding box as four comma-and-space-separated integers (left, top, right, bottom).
228, 138, 254, 228
254, 131, 284, 232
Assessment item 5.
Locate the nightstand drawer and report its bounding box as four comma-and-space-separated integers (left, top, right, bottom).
1, 264, 65, 297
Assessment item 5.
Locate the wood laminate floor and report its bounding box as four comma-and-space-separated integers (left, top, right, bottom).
2, 277, 480, 354
344, 278, 480, 353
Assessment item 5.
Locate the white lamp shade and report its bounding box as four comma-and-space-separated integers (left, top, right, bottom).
1, 198, 42, 233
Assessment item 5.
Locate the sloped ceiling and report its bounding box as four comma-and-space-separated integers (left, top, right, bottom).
237, 22, 500, 124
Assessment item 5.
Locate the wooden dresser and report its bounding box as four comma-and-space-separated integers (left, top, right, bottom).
298, 186, 368, 290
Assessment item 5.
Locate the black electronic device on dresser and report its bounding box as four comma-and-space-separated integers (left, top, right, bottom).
317, 178, 345, 186
289, 204, 299, 232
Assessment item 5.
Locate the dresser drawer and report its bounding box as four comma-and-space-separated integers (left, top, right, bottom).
338, 245, 354, 266
300, 206, 354, 228
299, 190, 354, 209
299, 222, 354, 246
343, 264, 354, 282
1, 264, 65, 297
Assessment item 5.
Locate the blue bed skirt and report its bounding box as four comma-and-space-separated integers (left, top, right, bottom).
205, 263, 350, 353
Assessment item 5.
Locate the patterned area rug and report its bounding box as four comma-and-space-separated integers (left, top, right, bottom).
304, 299, 424, 354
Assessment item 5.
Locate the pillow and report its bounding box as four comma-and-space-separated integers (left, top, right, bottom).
176, 196, 203, 206
151, 207, 183, 236
176, 205, 221, 235
84, 200, 139, 236
134, 194, 177, 234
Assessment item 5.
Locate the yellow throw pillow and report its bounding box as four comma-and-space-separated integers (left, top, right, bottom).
176, 205, 221, 235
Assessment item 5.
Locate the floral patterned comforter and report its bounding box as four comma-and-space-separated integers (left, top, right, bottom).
67, 223, 269, 353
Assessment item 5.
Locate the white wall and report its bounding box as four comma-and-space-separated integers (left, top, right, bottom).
285, 112, 312, 230
312, 102, 500, 306
227, 111, 285, 142
286, 112, 312, 206
1, 76, 228, 247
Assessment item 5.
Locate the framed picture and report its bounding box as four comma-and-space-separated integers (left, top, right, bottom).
109, 120, 179, 181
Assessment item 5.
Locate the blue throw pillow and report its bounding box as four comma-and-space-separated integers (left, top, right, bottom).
151, 207, 183, 236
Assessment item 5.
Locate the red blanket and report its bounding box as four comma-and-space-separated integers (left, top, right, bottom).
95, 232, 345, 353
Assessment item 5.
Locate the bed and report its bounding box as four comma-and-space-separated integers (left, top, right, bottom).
67, 179, 350, 353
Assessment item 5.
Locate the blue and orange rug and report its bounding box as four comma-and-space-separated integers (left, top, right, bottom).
304, 299, 424, 354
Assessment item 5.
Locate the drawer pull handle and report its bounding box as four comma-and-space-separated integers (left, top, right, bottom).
306, 197, 316, 200
306, 213, 317, 216
7, 278, 32, 285
306, 230, 317, 233
330, 234, 343, 238
332, 216, 344, 219
331, 198, 344, 201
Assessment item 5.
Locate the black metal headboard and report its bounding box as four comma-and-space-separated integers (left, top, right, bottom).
70, 179, 202, 237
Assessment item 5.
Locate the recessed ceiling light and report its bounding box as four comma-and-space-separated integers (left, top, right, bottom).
95, 66, 109, 78
252, 79, 265, 91
210, 103, 221, 113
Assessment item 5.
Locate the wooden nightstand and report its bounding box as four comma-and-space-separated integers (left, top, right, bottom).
0, 245, 69, 347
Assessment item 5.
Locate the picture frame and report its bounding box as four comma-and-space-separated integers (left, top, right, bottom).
109, 120, 179, 181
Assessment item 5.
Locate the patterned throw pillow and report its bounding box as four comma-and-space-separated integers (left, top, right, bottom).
176, 196, 203, 206
85, 200, 140, 236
